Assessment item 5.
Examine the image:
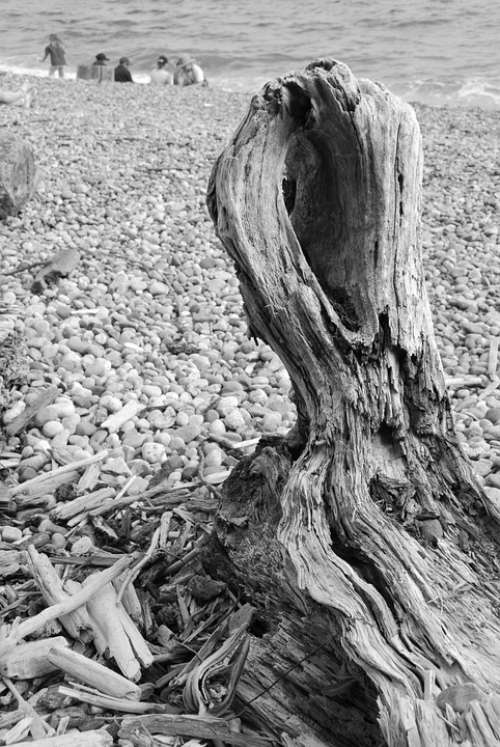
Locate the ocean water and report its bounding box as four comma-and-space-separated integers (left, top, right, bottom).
2, 0, 500, 108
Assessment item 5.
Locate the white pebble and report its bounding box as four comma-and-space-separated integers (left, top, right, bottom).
2, 400, 26, 424
53, 397, 76, 418
42, 420, 65, 438
100, 394, 122, 412
2, 526, 23, 543
142, 442, 166, 464
71, 536, 94, 555
262, 412, 282, 432
209, 419, 226, 436
224, 409, 247, 431
217, 396, 239, 414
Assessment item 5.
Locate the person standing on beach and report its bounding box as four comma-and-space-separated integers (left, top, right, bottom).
41, 34, 66, 78
150, 56, 173, 85
114, 57, 134, 83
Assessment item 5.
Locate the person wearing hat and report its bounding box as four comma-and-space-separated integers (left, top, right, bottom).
92, 52, 110, 83
173, 55, 205, 86
150, 55, 173, 85
114, 56, 133, 83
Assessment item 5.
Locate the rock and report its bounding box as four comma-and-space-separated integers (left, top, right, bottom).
0, 134, 36, 218
485, 408, 500, 425
1, 526, 23, 543
71, 536, 94, 555
209, 419, 226, 436
262, 411, 282, 432
142, 442, 166, 464
224, 409, 247, 432
42, 420, 65, 438
150, 280, 170, 296
3, 400, 26, 424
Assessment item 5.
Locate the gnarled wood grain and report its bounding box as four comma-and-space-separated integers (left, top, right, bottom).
206, 59, 500, 746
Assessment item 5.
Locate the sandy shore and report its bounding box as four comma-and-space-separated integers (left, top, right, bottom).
0, 75, 500, 498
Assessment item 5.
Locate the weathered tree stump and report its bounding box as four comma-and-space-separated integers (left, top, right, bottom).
206, 59, 500, 746
0, 134, 36, 219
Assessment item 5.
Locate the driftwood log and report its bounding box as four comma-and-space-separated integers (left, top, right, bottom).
0, 134, 36, 219
206, 59, 500, 746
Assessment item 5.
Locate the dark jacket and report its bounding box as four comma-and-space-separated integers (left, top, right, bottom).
114, 64, 133, 83
44, 42, 66, 66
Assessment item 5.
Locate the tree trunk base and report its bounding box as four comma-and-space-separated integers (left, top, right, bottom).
205, 58, 500, 746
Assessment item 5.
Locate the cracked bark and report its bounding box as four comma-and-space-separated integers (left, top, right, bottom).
205, 59, 500, 746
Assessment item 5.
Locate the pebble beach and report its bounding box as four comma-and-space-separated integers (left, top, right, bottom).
0, 74, 500, 536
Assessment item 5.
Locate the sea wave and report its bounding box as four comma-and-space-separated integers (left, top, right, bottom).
1, 56, 500, 109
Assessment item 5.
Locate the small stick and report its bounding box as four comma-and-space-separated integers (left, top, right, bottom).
158, 510, 172, 547
89, 476, 141, 518
2, 676, 54, 740
47, 646, 142, 700
1, 259, 48, 277
112, 575, 142, 624
63, 578, 106, 649
9, 450, 109, 497
101, 400, 144, 434
488, 337, 500, 380
85, 581, 141, 681
27, 546, 91, 639
444, 375, 483, 389
10, 729, 114, 747
119, 713, 274, 746
0, 636, 68, 679
77, 462, 101, 493
58, 684, 161, 714
116, 603, 153, 669
50, 487, 115, 522
0, 554, 133, 657
116, 528, 160, 605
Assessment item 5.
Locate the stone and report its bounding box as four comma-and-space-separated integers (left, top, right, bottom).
1, 526, 23, 543
42, 420, 65, 438
142, 442, 166, 464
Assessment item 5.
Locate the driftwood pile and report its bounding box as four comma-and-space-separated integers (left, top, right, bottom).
0, 406, 270, 746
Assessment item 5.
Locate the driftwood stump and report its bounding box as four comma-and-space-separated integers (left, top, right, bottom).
0, 134, 36, 219
206, 59, 500, 746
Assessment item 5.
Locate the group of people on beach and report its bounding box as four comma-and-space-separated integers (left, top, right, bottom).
91, 51, 205, 86
0, 34, 205, 107
42, 34, 205, 86
41, 34, 205, 86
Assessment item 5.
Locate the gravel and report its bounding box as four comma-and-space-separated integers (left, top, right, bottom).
0, 77, 499, 491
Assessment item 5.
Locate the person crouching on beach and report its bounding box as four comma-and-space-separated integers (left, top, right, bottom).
0, 81, 32, 108
150, 55, 173, 85
174, 56, 205, 86
93, 52, 109, 83
114, 57, 134, 83
41, 34, 66, 78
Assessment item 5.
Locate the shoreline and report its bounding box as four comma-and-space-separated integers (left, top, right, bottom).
0, 75, 499, 491
2, 65, 500, 110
